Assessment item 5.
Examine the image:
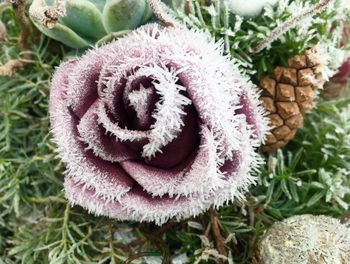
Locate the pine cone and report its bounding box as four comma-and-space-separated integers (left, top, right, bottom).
260, 48, 326, 153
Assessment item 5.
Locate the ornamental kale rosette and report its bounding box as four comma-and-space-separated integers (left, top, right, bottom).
50, 24, 268, 224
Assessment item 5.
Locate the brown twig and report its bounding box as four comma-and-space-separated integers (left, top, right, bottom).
251, 0, 332, 54
0, 0, 32, 76
122, 221, 178, 262
251, 256, 260, 264
209, 207, 228, 262
255, 204, 268, 214
147, 0, 181, 27
154, 221, 178, 236
12, 0, 31, 51
185, 0, 191, 16
248, 203, 255, 227
127, 237, 147, 248
124, 252, 155, 264
204, 221, 211, 237
134, 223, 174, 264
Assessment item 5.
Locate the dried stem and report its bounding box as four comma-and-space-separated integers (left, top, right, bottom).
248, 203, 255, 227
251, 0, 332, 54
29, 0, 66, 28
0, 59, 25, 76
147, 0, 181, 27
209, 207, 228, 262
185, 0, 191, 16
204, 221, 212, 237
12, 0, 31, 51
136, 223, 175, 263
154, 221, 178, 236
124, 252, 155, 264
0, 0, 31, 76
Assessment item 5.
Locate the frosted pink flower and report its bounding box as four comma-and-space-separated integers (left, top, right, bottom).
50, 24, 268, 224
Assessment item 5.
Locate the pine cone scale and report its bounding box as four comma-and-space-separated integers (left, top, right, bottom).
285, 114, 304, 129
276, 84, 295, 101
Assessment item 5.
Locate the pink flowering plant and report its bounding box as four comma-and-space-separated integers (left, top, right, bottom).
50, 24, 268, 224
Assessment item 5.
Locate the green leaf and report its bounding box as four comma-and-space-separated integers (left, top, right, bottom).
290, 149, 303, 170
289, 181, 299, 203
88, 0, 106, 12
32, 21, 90, 49
266, 179, 275, 204
102, 0, 148, 33
307, 191, 326, 207
281, 180, 292, 200
60, 0, 107, 40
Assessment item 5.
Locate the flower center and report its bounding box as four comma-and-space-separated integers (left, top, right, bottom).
128, 85, 155, 128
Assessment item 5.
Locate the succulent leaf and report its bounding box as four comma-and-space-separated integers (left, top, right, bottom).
34, 22, 90, 49
60, 0, 107, 40
87, 0, 106, 11
141, 1, 154, 24
31, 0, 156, 48
102, 0, 149, 33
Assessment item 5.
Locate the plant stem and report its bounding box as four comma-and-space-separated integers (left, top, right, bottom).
0, 59, 25, 76
12, 0, 30, 51
209, 207, 228, 262
0, 0, 31, 76
147, 0, 181, 27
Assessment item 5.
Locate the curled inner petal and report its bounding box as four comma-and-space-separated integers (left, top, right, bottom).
98, 102, 151, 143
77, 101, 138, 163
120, 126, 224, 197
138, 65, 192, 158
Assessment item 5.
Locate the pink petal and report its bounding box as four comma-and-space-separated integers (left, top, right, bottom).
77, 101, 139, 162
120, 126, 225, 197
98, 102, 150, 143
65, 177, 210, 225
50, 60, 136, 201
66, 44, 118, 118
145, 104, 199, 169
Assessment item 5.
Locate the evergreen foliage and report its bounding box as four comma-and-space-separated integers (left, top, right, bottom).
174, 0, 350, 80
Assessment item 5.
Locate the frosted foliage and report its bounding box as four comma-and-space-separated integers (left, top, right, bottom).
50, 24, 268, 224
258, 215, 350, 264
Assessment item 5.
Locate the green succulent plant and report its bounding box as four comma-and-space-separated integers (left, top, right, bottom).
30, 0, 155, 49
